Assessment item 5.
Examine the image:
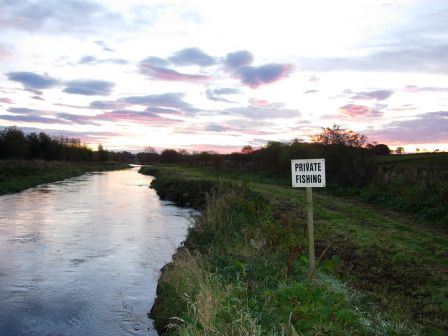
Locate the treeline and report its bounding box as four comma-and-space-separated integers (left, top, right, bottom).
0, 126, 133, 162
138, 126, 391, 187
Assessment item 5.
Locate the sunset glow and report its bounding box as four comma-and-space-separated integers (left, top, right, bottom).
1, 0, 447, 153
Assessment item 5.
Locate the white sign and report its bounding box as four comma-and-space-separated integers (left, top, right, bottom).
291, 159, 326, 188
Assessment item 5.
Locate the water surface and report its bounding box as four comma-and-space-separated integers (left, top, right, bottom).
0, 167, 192, 335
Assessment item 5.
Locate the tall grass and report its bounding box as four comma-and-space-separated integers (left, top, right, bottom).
150, 178, 420, 335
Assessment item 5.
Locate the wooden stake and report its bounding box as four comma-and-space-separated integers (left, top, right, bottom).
306, 187, 315, 277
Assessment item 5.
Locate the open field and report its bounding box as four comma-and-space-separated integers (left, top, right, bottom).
141, 165, 448, 335
375, 153, 448, 168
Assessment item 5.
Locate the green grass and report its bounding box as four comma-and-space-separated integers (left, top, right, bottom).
142, 165, 448, 335
0, 159, 131, 195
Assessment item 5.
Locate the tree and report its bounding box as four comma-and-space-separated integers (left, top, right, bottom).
160, 149, 180, 163
97, 144, 108, 162
395, 146, 404, 154
0, 126, 28, 159
311, 124, 367, 147
241, 145, 254, 154
372, 144, 390, 155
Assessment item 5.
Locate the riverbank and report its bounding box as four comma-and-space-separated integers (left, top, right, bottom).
0, 160, 131, 195
141, 165, 447, 335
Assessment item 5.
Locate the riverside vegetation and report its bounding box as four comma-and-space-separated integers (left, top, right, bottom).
0, 160, 130, 195
0, 126, 133, 194
140, 165, 447, 335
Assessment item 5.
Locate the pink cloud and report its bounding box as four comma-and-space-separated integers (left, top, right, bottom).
339, 104, 383, 118
0, 97, 13, 104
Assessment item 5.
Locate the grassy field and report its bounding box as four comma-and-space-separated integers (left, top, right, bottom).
0, 160, 131, 195
141, 165, 447, 335
375, 152, 448, 168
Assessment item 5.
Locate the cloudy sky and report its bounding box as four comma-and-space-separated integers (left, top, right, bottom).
1, 0, 447, 153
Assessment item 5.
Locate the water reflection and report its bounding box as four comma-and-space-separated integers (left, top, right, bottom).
0, 167, 192, 335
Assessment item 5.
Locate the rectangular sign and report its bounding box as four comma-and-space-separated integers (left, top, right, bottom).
291, 159, 326, 188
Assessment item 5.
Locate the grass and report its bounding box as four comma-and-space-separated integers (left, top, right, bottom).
375, 153, 448, 169
0, 159, 131, 195
141, 165, 448, 335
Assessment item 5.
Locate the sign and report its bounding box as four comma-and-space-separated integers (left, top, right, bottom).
291, 159, 326, 188
291, 158, 326, 281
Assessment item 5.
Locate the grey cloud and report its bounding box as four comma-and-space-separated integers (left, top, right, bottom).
206, 87, 240, 103
404, 85, 448, 93
139, 58, 210, 82
224, 50, 254, 68
0, 0, 122, 34
140, 56, 169, 67
63, 80, 115, 96
90, 100, 130, 110
235, 64, 295, 89
145, 107, 180, 114
94, 40, 113, 52
7, 72, 59, 90
351, 90, 394, 101
169, 47, 216, 67
366, 111, 448, 144
56, 112, 99, 125
0, 114, 70, 124
204, 124, 227, 132
95, 110, 183, 126
121, 93, 199, 113
300, 44, 448, 74
79, 55, 97, 64
78, 55, 129, 65
7, 107, 39, 114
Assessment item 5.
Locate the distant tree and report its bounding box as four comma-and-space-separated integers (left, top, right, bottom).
395, 146, 404, 154
372, 144, 390, 155
311, 124, 367, 147
97, 144, 108, 162
0, 126, 28, 159
160, 149, 180, 163
144, 146, 157, 153
137, 146, 159, 163
241, 145, 254, 154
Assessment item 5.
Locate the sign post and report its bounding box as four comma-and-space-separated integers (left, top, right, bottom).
291, 159, 326, 278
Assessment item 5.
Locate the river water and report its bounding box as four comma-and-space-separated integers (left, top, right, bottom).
0, 167, 193, 336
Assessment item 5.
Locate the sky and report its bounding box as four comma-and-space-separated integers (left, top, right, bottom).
0, 0, 447, 153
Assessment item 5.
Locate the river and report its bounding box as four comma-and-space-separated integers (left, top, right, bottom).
0, 167, 193, 335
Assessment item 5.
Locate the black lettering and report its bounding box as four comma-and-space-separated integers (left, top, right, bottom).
318, 175, 322, 183
295, 163, 299, 172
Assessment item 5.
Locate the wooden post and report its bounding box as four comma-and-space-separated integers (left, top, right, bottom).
306, 187, 315, 277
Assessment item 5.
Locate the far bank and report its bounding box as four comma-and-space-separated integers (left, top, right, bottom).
0, 160, 131, 195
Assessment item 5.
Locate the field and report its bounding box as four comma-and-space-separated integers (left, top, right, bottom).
141, 164, 448, 335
